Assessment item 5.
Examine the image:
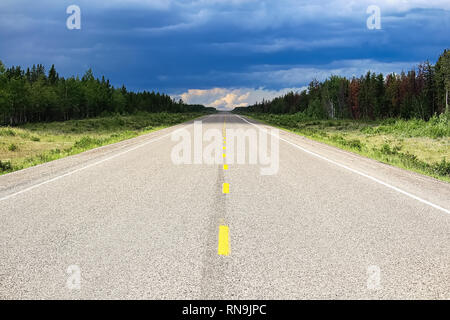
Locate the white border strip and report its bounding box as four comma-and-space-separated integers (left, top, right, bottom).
235, 114, 450, 215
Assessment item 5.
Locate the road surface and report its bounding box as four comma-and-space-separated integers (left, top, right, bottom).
1, 113, 449, 299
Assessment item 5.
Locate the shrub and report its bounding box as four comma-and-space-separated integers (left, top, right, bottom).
330, 134, 346, 144
73, 136, 104, 149
369, 115, 449, 138
0, 160, 12, 172
18, 132, 30, 139
347, 139, 362, 150
8, 143, 18, 151
380, 143, 392, 155
0, 128, 16, 136
432, 158, 450, 177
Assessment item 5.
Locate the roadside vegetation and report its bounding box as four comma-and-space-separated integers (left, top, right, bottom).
242, 112, 450, 182
234, 49, 450, 182
0, 112, 204, 175
0, 60, 215, 175
234, 49, 450, 120
0, 61, 215, 126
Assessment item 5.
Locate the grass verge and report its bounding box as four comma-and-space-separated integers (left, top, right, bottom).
238, 112, 450, 183
0, 112, 205, 175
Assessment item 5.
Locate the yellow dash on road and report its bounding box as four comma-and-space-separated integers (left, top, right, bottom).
218, 225, 230, 256
222, 183, 229, 194
223, 146, 226, 150
223, 153, 226, 158
223, 164, 228, 170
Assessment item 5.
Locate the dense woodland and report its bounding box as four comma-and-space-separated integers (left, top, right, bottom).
235, 49, 450, 120
0, 62, 212, 126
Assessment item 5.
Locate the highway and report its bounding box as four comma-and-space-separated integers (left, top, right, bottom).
0, 112, 449, 299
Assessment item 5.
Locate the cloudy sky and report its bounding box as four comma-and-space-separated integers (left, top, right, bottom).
0, 0, 449, 110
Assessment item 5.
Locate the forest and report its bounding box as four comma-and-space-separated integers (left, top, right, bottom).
234, 49, 450, 120
0, 62, 213, 126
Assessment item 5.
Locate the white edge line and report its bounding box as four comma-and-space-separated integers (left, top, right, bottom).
0, 123, 194, 203
235, 114, 450, 215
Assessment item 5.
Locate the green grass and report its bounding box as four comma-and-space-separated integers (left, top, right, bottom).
239, 112, 450, 182
0, 112, 204, 175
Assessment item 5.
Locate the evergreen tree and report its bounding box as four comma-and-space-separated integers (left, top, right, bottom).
48, 64, 59, 85
435, 49, 450, 113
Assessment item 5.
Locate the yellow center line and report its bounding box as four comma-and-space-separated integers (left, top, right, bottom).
222, 182, 229, 194
219, 117, 230, 256
218, 225, 230, 256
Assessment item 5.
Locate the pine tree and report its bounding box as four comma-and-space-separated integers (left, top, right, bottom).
48, 64, 59, 85
435, 49, 450, 113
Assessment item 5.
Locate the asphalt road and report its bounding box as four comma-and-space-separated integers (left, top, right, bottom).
1, 113, 449, 299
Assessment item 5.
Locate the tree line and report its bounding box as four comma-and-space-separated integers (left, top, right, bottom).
234, 49, 450, 120
0, 62, 213, 126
